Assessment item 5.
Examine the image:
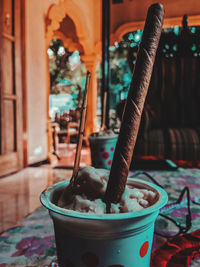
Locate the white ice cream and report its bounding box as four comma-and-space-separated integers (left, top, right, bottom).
90, 129, 117, 137
60, 166, 157, 214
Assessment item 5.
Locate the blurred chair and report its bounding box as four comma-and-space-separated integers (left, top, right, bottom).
66, 121, 79, 144
66, 121, 89, 146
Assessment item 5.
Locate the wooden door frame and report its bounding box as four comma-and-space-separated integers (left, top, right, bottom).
15, 0, 24, 171
21, 0, 28, 167
0, 0, 27, 177
0, 0, 3, 154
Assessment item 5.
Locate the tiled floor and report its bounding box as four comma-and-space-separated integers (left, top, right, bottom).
0, 144, 91, 234
52, 143, 91, 168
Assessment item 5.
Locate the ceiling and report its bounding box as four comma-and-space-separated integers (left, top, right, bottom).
110, 0, 200, 34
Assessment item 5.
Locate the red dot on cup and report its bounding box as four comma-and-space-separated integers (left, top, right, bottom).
102, 152, 109, 159
140, 241, 149, 258
108, 160, 112, 165
110, 147, 114, 151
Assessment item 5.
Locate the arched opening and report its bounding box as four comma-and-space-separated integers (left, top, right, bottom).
48, 40, 86, 115
45, 3, 100, 163
47, 38, 93, 165
45, 10, 89, 163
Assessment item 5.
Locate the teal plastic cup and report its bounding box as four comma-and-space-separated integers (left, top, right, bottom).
40, 178, 168, 267
88, 134, 118, 170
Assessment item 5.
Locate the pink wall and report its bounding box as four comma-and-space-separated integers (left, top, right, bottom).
25, 0, 58, 164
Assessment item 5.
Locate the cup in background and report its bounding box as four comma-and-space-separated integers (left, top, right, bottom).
88, 135, 118, 170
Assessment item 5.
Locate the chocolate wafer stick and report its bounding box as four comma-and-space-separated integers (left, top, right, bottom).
104, 3, 164, 205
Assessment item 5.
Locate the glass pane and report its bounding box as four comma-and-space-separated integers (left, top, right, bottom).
3, 100, 16, 153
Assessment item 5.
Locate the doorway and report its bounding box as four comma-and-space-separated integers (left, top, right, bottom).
0, 0, 24, 177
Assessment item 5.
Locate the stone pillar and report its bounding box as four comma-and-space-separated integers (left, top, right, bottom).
82, 54, 100, 136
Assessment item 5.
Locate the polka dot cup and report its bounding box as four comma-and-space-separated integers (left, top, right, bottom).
88, 134, 118, 170
40, 178, 168, 267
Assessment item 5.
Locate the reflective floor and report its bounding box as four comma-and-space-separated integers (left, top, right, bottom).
0, 144, 91, 234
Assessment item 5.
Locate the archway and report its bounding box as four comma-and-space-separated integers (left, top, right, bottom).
45, 1, 100, 161
45, 1, 92, 54
111, 15, 200, 45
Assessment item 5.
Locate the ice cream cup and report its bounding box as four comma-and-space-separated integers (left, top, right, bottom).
40, 178, 168, 267
88, 134, 118, 170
